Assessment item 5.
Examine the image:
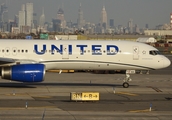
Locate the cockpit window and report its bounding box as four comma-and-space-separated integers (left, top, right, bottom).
149, 50, 161, 55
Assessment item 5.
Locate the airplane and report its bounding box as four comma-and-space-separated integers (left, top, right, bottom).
0, 39, 170, 88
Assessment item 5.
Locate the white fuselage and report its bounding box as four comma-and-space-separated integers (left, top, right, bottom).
0, 40, 170, 70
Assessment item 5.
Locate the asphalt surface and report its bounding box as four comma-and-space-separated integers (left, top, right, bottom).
0, 57, 172, 120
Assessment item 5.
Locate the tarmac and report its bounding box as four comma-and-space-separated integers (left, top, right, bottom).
0, 58, 172, 120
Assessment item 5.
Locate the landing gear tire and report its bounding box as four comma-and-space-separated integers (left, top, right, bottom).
122, 73, 132, 88
123, 82, 129, 88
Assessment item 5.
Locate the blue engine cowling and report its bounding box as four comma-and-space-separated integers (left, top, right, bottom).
1, 64, 45, 82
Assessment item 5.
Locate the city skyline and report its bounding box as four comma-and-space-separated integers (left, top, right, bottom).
1, 0, 172, 28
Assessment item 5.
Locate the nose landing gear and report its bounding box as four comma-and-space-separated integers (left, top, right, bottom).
123, 74, 132, 88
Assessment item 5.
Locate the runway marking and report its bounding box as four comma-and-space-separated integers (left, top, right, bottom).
5, 93, 29, 96
0, 106, 57, 110
116, 92, 138, 96
4, 93, 52, 99
32, 96, 52, 99
147, 86, 162, 92
129, 109, 154, 113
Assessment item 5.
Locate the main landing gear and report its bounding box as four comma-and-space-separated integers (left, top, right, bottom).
122, 74, 132, 88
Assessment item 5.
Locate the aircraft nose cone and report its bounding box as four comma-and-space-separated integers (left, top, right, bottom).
164, 57, 171, 68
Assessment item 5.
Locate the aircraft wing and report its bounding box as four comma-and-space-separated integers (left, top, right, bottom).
0, 57, 15, 64
0, 57, 38, 66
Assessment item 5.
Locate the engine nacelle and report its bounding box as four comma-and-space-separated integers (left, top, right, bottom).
1, 64, 45, 82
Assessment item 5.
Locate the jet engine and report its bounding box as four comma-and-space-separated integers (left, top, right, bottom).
1, 64, 45, 82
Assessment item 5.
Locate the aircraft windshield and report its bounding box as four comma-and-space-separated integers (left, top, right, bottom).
149, 50, 161, 55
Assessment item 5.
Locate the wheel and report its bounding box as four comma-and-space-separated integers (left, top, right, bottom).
123, 82, 129, 88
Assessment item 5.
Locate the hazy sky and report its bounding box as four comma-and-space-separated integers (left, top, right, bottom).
1, 0, 172, 28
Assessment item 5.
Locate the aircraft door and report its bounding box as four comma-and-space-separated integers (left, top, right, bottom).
62, 44, 69, 59
133, 46, 139, 60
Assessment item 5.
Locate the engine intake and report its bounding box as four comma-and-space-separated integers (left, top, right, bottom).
1, 64, 45, 82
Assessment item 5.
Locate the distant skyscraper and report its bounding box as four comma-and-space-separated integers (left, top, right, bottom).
52, 19, 61, 32
0, 3, 4, 21
0, 13, 1, 23
0, 3, 8, 23
19, 4, 25, 28
21, 4, 25, 11
67, 20, 73, 28
57, 7, 66, 29
77, 3, 84, 29
26, 3, 33, 27
57, 8, 64, 20
52, 6, 66, 32
134, 24, 140, 33
170, 13, 172, 29
101, 6, 107, 29
33, 13, 38, 28
128, 19, 133, 33
145, 24, 149, 29
109, 19, 114, 28
14, 15, 19, 25
39, 7, 45, 28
